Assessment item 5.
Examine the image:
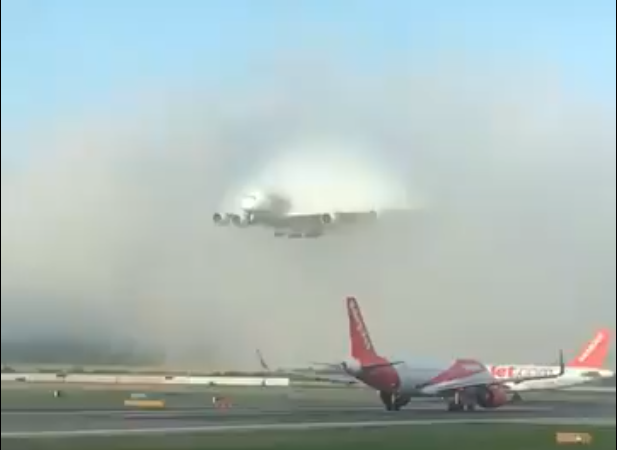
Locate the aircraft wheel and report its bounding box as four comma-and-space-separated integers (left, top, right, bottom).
379, 391, 395, 411
393, 395, 409, 411
447, 400, 465, 412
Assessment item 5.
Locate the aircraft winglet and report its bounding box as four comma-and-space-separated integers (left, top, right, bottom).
557, 349, 565, 375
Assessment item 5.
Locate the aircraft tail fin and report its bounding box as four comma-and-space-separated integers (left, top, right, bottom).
256, 349, 271, 372
567, 329, 612, 368
346, 296, 379, 363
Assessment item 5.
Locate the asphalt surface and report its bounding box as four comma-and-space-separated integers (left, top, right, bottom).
1, 387, 615, 438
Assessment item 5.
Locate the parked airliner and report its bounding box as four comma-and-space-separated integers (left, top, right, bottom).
487, 329, 613, 400
261, 297, 564, 411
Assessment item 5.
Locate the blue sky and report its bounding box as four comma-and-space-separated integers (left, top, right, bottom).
2, 0, 615, 163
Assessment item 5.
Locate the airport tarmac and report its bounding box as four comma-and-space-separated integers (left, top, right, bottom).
2, 386, 615, 438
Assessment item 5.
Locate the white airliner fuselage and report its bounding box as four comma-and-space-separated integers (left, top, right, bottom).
213, 190, 383, 237
342, 355, 499, 396
486, 328, 613, 395
487, 364, 614, 392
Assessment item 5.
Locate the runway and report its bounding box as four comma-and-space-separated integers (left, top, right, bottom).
2, 390, 615, 441
2, 392, 615, 438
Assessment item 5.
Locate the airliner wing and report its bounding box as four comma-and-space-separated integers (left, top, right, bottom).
282, 360, 404, 385
312, 360, 405, 372
281, 210, 380, 230
283, 369, 358, 385
493, 350, 565, 385
256, 350, 357, 385
257, 350, 404, 385
421, 351, 565, 395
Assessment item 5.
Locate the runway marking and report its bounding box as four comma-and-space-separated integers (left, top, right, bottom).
120, 406, 553, 419
0, 405, 552, 417
2, 418, 614, 439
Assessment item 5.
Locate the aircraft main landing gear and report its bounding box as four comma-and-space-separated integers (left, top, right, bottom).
379, 391, 409, 411
447, 391, 476, 412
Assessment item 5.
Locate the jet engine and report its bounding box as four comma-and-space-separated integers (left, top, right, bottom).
230, 213, 252, 227
475, 385, 510, 408
212, 213, 229, 225
340, 358, 361, 374
213, 213, 253, 226
320, 213, 340, 224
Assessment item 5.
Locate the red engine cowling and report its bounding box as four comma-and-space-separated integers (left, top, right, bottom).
475, 385, 510, 408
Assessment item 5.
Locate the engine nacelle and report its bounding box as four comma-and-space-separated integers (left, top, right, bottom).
320, 213, 340, 224
230, 213, 252, 227
475, 385, 510, 408
341, 358, 362, 374
212, 213, 229, 225
213, 213, 253, 227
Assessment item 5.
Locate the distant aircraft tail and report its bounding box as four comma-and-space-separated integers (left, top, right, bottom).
256, 349, 271, 372
567, 329, 612, 368
347, 296, 380, 364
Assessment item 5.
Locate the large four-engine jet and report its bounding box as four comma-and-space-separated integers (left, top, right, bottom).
261, 296, 564, 411
212, 190, 400, 238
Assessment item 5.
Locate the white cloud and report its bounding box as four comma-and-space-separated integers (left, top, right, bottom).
1, 58, 614, 369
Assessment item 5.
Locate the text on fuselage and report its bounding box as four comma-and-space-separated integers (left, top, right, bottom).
490, 365, 557, 379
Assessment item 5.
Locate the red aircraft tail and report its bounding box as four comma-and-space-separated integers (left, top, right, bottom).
567, 329, 612, 368
347, 296, 380, 364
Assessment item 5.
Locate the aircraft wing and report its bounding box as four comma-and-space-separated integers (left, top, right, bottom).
277, 210, 380, 232
291, 371, 358, 385
256, 350, 357, 385
492, 350, 565, 385
311, 360, 406, 373
274, 368, 358, 385
270, 209, 412, 237
257, 350, 404, 385
421, 351, 565, 396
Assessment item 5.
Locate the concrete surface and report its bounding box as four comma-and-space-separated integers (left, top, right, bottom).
2, 385, 614, 438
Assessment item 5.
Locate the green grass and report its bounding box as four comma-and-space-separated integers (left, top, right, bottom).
0, 387, 293, 410
0, 385, 377, 410
4, 425, 615, 449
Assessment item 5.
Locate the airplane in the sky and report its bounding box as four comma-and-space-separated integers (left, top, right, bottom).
260, 296, 564, 411
212, 190, 407, 238
486, 329, 614, 400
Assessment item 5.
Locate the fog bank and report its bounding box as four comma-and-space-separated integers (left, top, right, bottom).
2, 61, 615, 369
